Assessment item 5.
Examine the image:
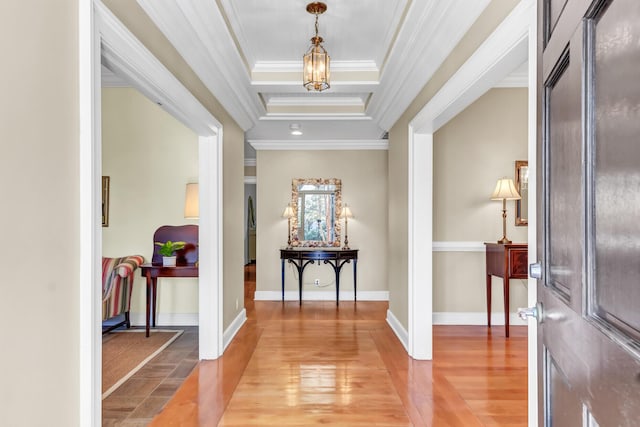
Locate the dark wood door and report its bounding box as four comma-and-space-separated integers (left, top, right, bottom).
537, 0, 640, 425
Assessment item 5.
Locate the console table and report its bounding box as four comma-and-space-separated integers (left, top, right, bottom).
280, 248, 358, 305
140, 264, 198, 337
484, 242, 528, 337
141, 224, 199, 337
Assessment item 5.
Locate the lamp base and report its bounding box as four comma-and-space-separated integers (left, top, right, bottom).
497, 237, 512, 244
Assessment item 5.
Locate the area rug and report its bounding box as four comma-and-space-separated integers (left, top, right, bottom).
102, 329, 183, 399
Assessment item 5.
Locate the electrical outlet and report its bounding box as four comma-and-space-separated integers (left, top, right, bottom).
314, 279, 320, 286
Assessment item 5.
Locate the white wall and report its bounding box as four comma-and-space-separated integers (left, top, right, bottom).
102, 87, 199, 323
256, 150, 388, 299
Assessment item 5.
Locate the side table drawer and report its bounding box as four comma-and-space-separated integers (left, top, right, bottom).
508, 248, 528, 278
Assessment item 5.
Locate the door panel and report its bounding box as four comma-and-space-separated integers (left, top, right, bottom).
545, 45, 581, 304
538, 0, 640, 426
545, 0, 568, 43
544, 348, 582, 427
589, 0, 640, 342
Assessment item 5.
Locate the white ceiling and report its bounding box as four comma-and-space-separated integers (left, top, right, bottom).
103, 0, 527, 149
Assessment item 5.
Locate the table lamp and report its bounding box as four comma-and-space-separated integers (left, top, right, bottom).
340, 203, 354, 249
184, 183, 199, 219
282, 204, 295, 248
490, 178, 521, 244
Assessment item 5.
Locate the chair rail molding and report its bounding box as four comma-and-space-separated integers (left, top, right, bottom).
432, 241, 486, 252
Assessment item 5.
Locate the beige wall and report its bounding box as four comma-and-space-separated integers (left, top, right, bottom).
0, 0, 79, 424
245, 165, 256, 176
433, 88, 528, 314
102, 88, 199, 318
103, 0, 246, 329
256, 150, 388, 296
388, 0, 520, 330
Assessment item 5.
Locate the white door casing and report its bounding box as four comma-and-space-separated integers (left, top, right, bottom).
407, 0, 533, 357
79, 1, 224, 425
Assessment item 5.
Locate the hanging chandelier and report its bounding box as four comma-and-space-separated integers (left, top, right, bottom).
303, 2, 330, 92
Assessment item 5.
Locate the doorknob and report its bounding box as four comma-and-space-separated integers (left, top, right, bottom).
529, 262, 542, 279
518, 303, 544, 324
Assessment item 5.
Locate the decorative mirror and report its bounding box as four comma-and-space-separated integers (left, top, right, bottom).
515, 160, 528, 226
290, 178, 342, 247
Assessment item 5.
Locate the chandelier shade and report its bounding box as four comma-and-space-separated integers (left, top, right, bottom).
303, 2, 330, 92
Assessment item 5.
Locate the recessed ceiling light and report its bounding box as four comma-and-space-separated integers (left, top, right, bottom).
290, 124, 303, 136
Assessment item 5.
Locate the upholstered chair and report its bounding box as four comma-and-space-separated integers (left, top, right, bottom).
102, 255, 144, 332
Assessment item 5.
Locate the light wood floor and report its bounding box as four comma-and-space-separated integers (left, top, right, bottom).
149, 265, 527, 426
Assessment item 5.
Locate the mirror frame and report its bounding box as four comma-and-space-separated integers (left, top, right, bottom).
515, 160, 528, 226
290, 178, 342, 247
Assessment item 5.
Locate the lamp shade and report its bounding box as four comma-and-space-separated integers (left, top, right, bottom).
340, 204, 354, 219
490, 178, 521, 200
282, 205, 294, 218
184, 183, 199, 219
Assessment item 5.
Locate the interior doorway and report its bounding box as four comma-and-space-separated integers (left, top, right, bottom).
79, 3, 225, 424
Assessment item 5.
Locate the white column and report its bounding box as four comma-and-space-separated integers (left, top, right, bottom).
408, 129, 433, 360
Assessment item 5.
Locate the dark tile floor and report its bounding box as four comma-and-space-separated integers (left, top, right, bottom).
102, 326, 198, 426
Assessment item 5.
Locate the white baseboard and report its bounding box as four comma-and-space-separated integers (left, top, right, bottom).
223, 309, 247, 351
433, 312, 527, 326
129, 312, 199, 327
386, 309, 409, 352
254, 290, 389, 301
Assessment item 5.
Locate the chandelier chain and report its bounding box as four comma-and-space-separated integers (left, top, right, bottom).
315, 14, 319, 40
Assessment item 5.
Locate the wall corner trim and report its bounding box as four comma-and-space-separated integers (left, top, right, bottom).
223, 309, 247, 351
386, 309, 409, 353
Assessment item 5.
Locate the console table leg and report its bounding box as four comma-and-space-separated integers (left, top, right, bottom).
152, 278, 158, 327
335, 270, 340, 306
145, 272, 151, 338
281, 259, 285, 302
353, 260, 357, 302
298, 263, 303, 306
504, 277, 510, 338
486, 274, 492, 328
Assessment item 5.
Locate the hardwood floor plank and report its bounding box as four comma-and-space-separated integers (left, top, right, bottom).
149, 264, 528, 426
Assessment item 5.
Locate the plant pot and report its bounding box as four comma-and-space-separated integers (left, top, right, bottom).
162, 256, 176, 267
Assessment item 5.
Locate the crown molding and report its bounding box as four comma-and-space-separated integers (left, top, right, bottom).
368, 0, 491, 131
251, 81, 379, 95
266, 96, 366, 107
137, 0, 264, 131
98, 1, 220, 136
249, 139, 388, 151
253, 60, 379, 73
494, 67, 528, 87
259, 114, 371, 121
410, 0, 532, 133
244, 158, 257, 167
101, 65, 130, 87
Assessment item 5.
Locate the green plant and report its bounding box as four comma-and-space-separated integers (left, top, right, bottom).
155, 240, 186, 257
